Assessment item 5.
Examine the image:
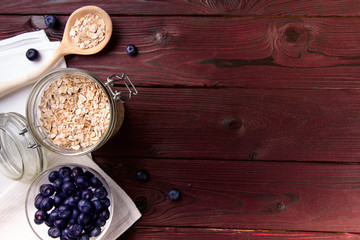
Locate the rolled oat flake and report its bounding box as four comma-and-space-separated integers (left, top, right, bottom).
69, 13, 106, 49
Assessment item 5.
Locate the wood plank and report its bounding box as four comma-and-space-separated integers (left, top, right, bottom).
94, 87, 360, 162
0, 0, 360, 16
94, 156, 360, 233
117, 227, 360, 240
2, 15, 360, 89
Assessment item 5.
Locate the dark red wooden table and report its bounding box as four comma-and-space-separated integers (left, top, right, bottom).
3, 1, 360, 239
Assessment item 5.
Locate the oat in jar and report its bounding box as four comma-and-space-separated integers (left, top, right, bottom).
26, 68, 137, 156
39, 74, 110, 150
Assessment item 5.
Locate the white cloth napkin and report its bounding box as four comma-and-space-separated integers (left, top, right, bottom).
0, 30, 141, 239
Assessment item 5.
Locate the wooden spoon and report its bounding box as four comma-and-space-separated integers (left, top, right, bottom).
0, 5, 112, 98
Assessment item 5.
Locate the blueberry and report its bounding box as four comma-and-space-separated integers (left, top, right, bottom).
44, 15, 57, 28
81, 189, 94, 200
77, 213, 91, 226
100, 198, 110, 208
71, 167, 84, 178
26, 48, 39, 61
99, 208, 110, 221
61, 228, 70, 239
62, 182, 76, 196
48, 170, 59, 182
136, 169, 148, 181
54, 194, 65, 207
49, 209, 59, 222
35, 209, 48, 223
66, 195, 81, 207
40, 197, 54, 211
94, 186, 108, 199
59, 167, 71, 178
54, 219, 67, 230
90, 226, 101, 237
62, 175, 74, 183
168, 189, 180, 201
80, 233, 90, 240
45, 218, 54, 227
48, 226, 61, 238
90, 177, 102, 188
92, 200, 103, 212
126, 44, 137, 56
68, 224, 83, 237
84, 171, 94, 179
78, 199, 93, 213
58, 205, 72, 219
40, 184, 55, 197
53, 178, 63, 192
72, 208, 80, 220
96, 217, 106, 227
76, 175, 90, 190
83, 223, 95, 234
35, 194, 45, 209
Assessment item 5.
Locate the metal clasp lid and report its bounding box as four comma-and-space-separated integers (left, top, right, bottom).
19, 127, 41, 149
105, 74, 138, 103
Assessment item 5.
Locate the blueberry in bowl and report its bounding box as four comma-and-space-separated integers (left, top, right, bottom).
25, 164, 113, 239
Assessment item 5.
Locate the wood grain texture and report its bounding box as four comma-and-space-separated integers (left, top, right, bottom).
117, 227, 360, 240
93, 87, 360, 162
2, 15, 360, 89
0, 0, 360, 16
94, 156, 360, 232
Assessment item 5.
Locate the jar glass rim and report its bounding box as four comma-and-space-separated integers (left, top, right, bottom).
0, 112, 45, 181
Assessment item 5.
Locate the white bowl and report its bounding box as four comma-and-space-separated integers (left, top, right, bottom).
25, 164, 113, 239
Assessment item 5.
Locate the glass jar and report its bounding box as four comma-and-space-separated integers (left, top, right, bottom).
26, 68, 137, 156
0, 112, 46, 182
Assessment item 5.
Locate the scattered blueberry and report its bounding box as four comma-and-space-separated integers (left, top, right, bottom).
26, 48, 39, 61
33, 166, 111, 239
44, 15, 57, 28
168, 189, 181, 201
136, 169, 149, 181
126, 44, 138, 56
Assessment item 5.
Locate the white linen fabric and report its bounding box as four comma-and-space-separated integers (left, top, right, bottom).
0, 30, 141, 239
